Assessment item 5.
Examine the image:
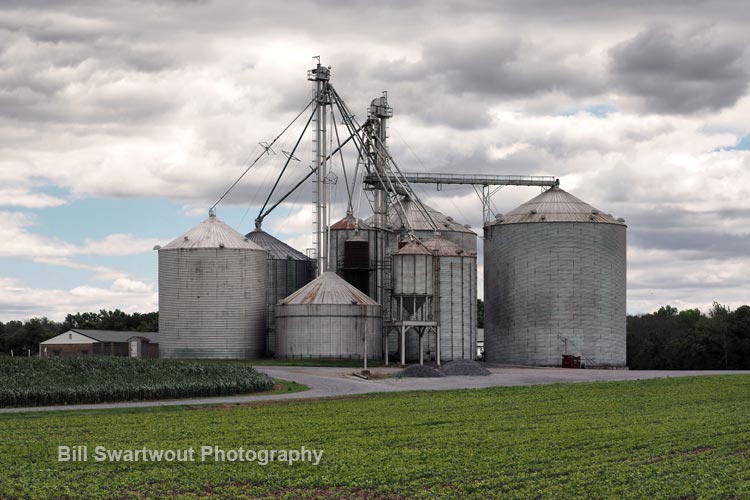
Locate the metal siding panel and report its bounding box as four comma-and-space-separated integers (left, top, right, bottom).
484, 222, 626, 366
158, 247, 267, 358
276, 304, 383, 358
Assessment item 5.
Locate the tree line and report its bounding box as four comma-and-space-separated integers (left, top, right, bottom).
0, 310, 158, 355
2, 304, 749, 368
627, 303, 750, 370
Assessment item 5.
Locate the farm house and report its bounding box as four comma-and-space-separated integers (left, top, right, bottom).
40, 329, 159, 358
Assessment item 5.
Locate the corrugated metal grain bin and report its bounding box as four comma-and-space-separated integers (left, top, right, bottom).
483, 186, 627, 367
413, 236, 477, 362
275, 272, 383, 359
245, 228, 314, 356
158, 215, 267, 358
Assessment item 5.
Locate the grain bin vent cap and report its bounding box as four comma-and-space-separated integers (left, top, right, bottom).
161, 215, 266, 250
489, 186, 626, 226
279, 271, 380, 306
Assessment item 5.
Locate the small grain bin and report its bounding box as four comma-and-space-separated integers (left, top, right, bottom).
245, 228, 314, 355
483, 186, 627, 367
158, 215, 267, 358
275, 272, 383, 359
391, 240, 434, 322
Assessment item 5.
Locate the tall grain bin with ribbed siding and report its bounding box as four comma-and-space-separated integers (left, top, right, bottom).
416, 236, 477, 362
158, 215, 267, 358
483, 187, 627, 367
245, 228, 314, 356
275, 272, 382, 359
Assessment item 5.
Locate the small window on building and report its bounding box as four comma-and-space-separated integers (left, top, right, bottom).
53, 350, 61, 357
69, 333, 72, 339
80, 350, 89, 356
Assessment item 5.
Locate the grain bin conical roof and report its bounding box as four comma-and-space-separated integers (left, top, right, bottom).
422, 236, 474, 256
279, 271, 379, 306
161, 215, 265, 250
394, 240, 432, 255
366, 196, 474, 233
245, 228, 308, 260
330, 214, 373, 230
491, 186, 625, 225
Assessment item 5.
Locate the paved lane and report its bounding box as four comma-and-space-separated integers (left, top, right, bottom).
1, 366, 748, 414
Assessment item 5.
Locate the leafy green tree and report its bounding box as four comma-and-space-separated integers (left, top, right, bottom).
728, 305, 750, 369
628, 303, 749, 370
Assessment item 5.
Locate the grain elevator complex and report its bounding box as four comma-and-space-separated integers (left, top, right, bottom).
157, 62, 627, 368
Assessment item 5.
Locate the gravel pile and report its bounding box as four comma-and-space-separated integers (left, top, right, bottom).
439, 359, 491, 376
393, 364, 445, 378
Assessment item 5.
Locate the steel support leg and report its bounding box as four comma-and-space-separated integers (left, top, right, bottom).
400, 325, 406, 366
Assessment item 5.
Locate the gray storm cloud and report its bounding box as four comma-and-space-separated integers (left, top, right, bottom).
610, 25, 750, 114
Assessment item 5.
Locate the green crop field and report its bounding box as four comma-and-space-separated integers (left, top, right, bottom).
1, 376, 749, 499
0, 357, 274, 407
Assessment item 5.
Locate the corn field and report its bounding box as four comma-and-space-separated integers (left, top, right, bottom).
0, 356, 274, 408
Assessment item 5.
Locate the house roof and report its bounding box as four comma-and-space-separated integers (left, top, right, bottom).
41, 329, 159, 344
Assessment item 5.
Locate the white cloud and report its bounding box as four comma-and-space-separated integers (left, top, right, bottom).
0, 187, 67, 208
0, 276, 157, 322
0, 211, 162, 258
110, 278, 153, 294
0, 212, 159, 320
80, 234, 162, 256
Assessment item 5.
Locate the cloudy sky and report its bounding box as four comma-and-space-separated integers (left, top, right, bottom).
1, 0, 749, 321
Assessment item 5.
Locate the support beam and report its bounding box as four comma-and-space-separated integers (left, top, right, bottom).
400, 325, 406, 366
364, 172, 557, 188
364, 172, 558, 224
384, 331, 388, 366
418, 333, 423, 365
436, 326, 441, 367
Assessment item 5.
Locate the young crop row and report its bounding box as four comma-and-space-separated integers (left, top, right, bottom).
1, 375, 749, 499
0, 356, 274, 407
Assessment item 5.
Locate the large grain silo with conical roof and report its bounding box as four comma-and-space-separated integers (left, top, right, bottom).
158, 215, 267, 358
483, 187, 626, 367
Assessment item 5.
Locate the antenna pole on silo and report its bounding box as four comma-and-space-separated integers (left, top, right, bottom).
309, 58, 331, 276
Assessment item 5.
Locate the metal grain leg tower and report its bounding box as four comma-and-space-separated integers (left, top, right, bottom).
309, 60, 331, 276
